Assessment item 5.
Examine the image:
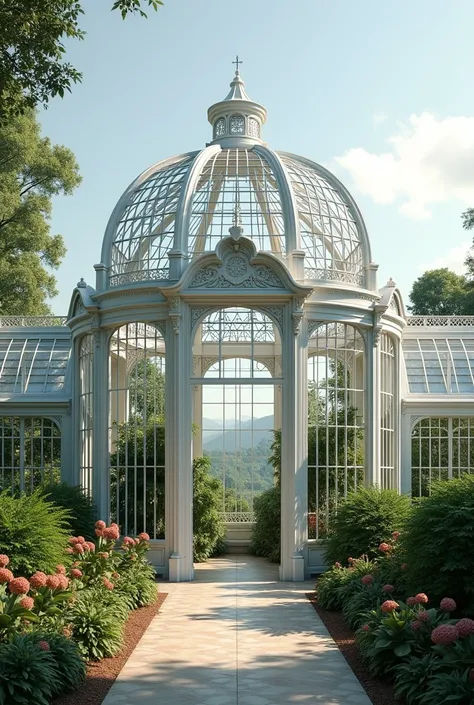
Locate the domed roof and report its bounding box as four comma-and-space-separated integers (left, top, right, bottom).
101, 65, 371, 290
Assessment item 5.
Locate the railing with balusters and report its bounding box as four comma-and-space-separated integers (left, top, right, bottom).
406, 316, 474, 327
0, 316, 68, 327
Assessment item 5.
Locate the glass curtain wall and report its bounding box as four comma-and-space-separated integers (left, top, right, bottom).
79, 334, 94, 493
307, 323, 365, 539
380, 333, 396, 489
108, 323, 165, 538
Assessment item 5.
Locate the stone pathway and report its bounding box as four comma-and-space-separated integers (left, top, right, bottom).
103, 555, 371, 705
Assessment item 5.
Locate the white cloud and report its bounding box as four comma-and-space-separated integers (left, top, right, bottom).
334, 113, 474, 220
419, 240, 471, 274
372, 112, 387, 125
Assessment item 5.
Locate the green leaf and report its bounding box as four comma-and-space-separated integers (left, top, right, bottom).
394, 642, 412, 657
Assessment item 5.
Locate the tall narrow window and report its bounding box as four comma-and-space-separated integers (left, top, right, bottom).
79, 335, 94, 494
380, 333, 396, 488
308, 323, 365, 539
109, 323, 165, 538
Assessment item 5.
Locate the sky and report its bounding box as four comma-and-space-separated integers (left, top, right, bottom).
38, 0, 474, 314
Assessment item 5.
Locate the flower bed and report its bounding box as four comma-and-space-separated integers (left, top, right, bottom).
0, 522, 160, 704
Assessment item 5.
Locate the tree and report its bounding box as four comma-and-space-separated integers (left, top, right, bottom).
0, 0, 163, 122
0, 110, 80, 314
408, 268, 468, 315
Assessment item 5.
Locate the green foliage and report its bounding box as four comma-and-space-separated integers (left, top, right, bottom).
408, 268, 469, 316
250, 485, 280, 563
193, 457, 226, 562
402, 474, 474, 613
420, 669, 474, 705
0, 490, 70, 575
40, 482, 97, 540
316, 559, 377, 611
0, 2, 162, 121
393, 653, 443, 705
23, 632, 86, 694
324, 487, 412, 566
342, 582, 384, 631
66, 595, 124, 661
0, 585, 39, 642
0, 110, 81, 313
0, 634, 60, 705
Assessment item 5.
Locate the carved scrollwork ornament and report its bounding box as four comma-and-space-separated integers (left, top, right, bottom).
292, 311, 304, 335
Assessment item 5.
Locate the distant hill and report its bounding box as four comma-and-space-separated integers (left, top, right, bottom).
202, 415, 274, 451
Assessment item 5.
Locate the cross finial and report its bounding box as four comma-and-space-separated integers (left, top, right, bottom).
232, 55, 243, 75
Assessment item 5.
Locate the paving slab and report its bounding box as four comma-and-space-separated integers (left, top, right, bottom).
102, 555, 371, 705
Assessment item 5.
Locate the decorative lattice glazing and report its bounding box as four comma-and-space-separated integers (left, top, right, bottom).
229, 115, 245, 135
0, 317, 67, 327
380, 333, 396, 489
199, 308, 277, 345
109, 154, 196, 286
188, 149, 286, 256
280, 155, 364, 284
403, 338, 474, 393
0, 417, 61, 494
307, 323, 365, 539
109, 323, 165, 538
214, 118, 226, 138
406, 316, 474, 327
0, 336, 71, 394
411, 417, 474, 497
79, 335, 94, 494
248, 118, 260, 138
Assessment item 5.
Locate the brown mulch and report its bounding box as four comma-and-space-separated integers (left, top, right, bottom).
306, 591, 400, 705
53, 592, 167, 705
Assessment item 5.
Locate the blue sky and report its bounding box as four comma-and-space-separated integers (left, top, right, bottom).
38, 0, 474, 313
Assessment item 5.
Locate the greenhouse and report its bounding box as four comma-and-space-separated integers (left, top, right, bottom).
2, 67, 474, 581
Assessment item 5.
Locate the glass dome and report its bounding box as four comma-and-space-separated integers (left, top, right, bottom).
101, 71, 371, 289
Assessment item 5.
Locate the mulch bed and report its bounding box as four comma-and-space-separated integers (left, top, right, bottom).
306, 591, 400, 705
53, 592, 168, 705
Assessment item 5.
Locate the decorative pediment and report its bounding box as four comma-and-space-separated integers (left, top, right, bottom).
188, 237, 285, 290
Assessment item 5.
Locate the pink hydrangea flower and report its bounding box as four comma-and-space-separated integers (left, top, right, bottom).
0, 554, 9, 567
455, 618, 474, 637
45, 575, 60, 590
431, 624, 459, 645
378, 543, 392, 553
98, 552, 109, 559
20, 596, 34, 610
415, 593, 429, 604
102, 526, 120, 541
361, 575, 374, 585
406, 596, 417, 607
38, 641, 50, 651
102, 577, 114, 590
68, 536, 83, 545
73, 544, 84, 554
347, 557, 354, 564
440, 598, 457, 612
55, 565, 66, 575
392, 531, 400, 541
382, 584, 395, 593
95, 528, 104, 537
57, 575, 69, 590
138, 532, 150, 542
64, 547, 74, 554
410, 619, 422, 631
8, 577, 30, 595
122, 536, 135, 547
334, 562, 342, 569
381, 600, 399, 613
70, 568, 83, 579
29, 572, 47, 589
95, 520, 106, 530
0, 568, 14, 584
417, 610, 430, 623
85, 542, 95, 552
76, 536, 85, 544
361, 624, 370, 632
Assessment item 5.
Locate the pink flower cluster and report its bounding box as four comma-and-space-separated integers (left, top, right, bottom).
382, 584, 395, 594
0, 568, 14, 584
381, 600, 399, 613
361, 574, 374, 585
0, 554, 9, 567
407, 593, 429, 607
378, 543, 392, 553
95, 521, 120, 541
102, 577, 114, 590
439, 597, 456, 612
430, 618, 474, 645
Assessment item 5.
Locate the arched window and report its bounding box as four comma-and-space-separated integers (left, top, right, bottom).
214, 117, 226, 138
108, 323, 165, 538
308, 323, 365, 539
229, 114, 245, 135
380, 333, 396, 488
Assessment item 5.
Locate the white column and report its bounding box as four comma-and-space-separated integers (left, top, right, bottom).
280, 308, 307, 581
365, 331, 381, 487
400, 410, 412, 495
166, 303, 194, 581
92, 329, 110, 522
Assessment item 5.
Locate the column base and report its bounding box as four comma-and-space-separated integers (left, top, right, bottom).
168, 553, 195, 582
279, 554, 305, 582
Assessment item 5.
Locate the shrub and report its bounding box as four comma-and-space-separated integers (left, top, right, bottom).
0, 634, 60, 705
193, 457, 226, 562
316, 558, 377, 611
0, 491, 71, 576
115, 562, 157, 608
420, 670, 474, 705
24, 632, 86, 694
324, 487, 412, 566
402, 474, 474, 614
66, 594, 124, 660
40, 482, 97, 541
250, 485, 280, 563
343, 581, 385, 630
393, 653, 443, 705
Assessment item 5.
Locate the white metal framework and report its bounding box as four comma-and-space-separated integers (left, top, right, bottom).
79, 335, 94, 493
0, 336, 70, 394
108, 323, 165, 539
380, 333, 396, 488
307, 323, 365, 539
403, 337, 474, 393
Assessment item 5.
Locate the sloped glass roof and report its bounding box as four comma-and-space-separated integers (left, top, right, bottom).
403, 338, 474, 394
0, 336, 71, 394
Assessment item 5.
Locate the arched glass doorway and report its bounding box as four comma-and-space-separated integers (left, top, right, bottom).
192, 308, 281, 527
